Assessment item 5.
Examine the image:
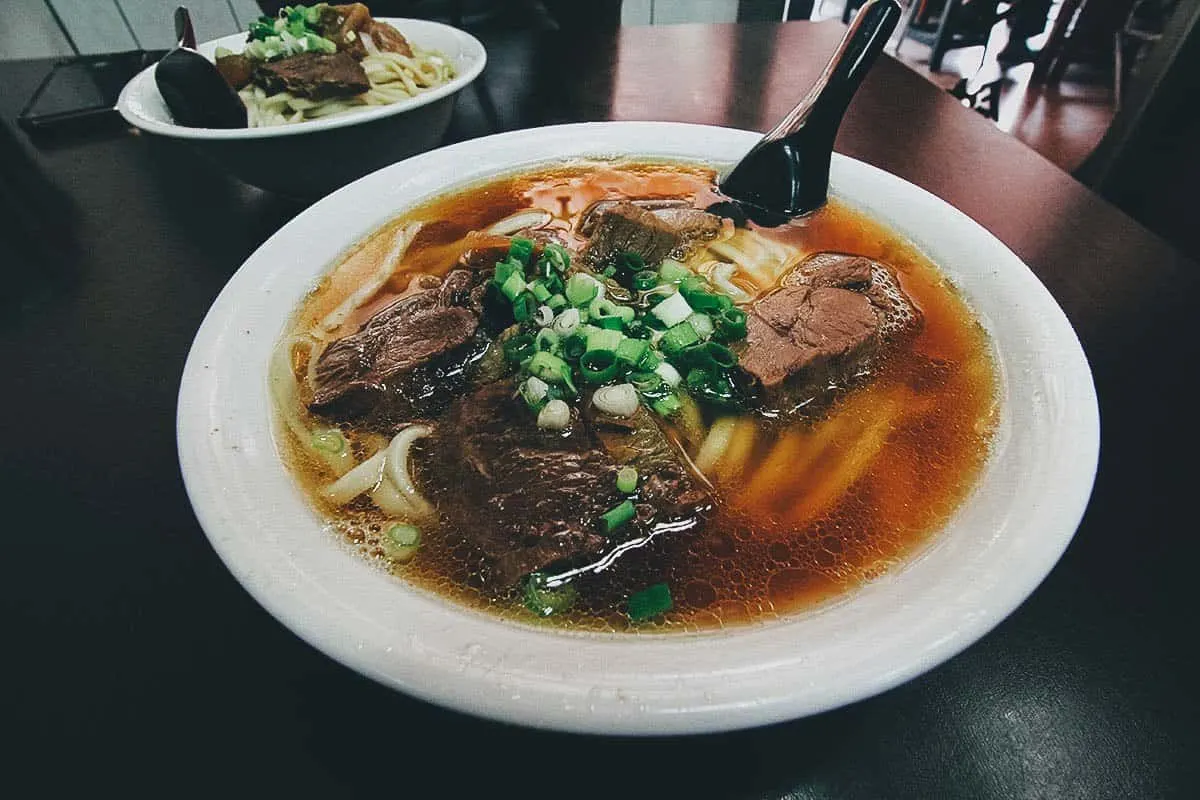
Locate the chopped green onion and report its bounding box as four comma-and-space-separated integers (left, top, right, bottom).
651, 394, 682, 417
616, 466, 639, 494
530, 281, 553, 303
637, 348, 662, 371
540, 242, 571, 273
310, 428, 346, 454
616, 251, 646, 272
508, 237, 535, 267
655, 362, 683, 388
659, 321, 701, 357
632, 270, 660, 291
705, 341, 738, 369
534, 305, 555, 327
658, 258, 691, 284
628, 370, 664, 394
686, 368, 740, 408
562, 332, 587, 360
553, 307, 581, 337
503, 333, 535, 364
565, 273, 599, 306
714, 306, 748, 342
382, 523, 421, 562
493, 257, 523, 286
651, 291, 694, 327
687, 312, 714, 340
602, 265, 617, 278
628, 582, 672, 621
586, 327, 623, 354
579, 350, 621, 384
615, 338, 649, 366
519, 375, 550, 410
546, 293, 568, 311
511, 291, 537, 322
537, 398, 571, 430
592, 383, 639, 417
623, 319, 652, 339
528, 351, 572, 385
689, 291, 732, 313
534, 328, 560, 354
499, 272, 527, 301
523, 572, 577, 616
599, 499, 637, 535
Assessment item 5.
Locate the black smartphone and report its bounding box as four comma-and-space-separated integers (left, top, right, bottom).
18, 50, 169, 140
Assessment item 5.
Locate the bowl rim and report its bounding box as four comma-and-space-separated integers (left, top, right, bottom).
176, 121, 1100, 735
115, 17, 486, 140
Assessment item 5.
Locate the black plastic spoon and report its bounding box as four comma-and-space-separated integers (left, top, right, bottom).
712, 0, 902, 226
154, 6, 247, 129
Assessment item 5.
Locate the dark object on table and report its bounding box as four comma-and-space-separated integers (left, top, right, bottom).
949, 75, 1002, 119
154, 6, 247, 128
716, 0, 901, 224
17, 50, 166, 140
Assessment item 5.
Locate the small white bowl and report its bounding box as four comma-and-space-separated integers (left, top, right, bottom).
117, 18, 486, 197
177, 122, 1099, 735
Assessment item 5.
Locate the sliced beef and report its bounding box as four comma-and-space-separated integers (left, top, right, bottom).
738, 252, 922, 411
428, 383, 711, 587
309, 269, 487, 422
363, 19, 413, 56
577, 199, 692, 236
590, 407, 711, 518
254, 52, 370, 100
215, 53, 254, 90
581, 201, 721, 267
739, 285, 880, 391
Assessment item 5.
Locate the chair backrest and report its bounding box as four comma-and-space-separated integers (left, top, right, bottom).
46, 0, 263, 55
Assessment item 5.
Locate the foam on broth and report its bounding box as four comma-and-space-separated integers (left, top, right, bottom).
278, 161, 998, 632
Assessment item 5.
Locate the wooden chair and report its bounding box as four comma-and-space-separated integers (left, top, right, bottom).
895, 0, 1008, 70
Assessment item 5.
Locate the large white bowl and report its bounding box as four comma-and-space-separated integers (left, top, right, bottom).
117, 18, 486, 197
177, 122, 1099, 735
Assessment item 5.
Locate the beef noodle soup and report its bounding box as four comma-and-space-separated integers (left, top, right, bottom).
272, 161, 998, 632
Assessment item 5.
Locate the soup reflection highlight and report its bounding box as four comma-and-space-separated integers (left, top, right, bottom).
272, 161, 998, 632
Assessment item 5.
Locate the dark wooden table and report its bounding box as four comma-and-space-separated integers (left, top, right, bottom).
3, 18, 1196, 799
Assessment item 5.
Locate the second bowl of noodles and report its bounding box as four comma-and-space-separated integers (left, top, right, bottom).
117, 16, 486, 197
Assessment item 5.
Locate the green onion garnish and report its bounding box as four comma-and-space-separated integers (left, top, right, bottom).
310, 429, 346, 454
499, 272, 527, 301
616, 466, 638, 494
632, 269, 660, 291
540, 242, 571, 273
523, 572, 578, 617
508, 237, 535, 267
502, 333, 535, 364
687, 312, 714, 340
658, 258, 690, 284
534, 328, 560, 354
511, 291, 537, 322
615, 337, 649, 366
565, 273, 599, 306
580, 350, 620, 383
530, 281, 553, 303
651, 394, 681, 417
381, 523, 421, 562
599, 499, 636, 534
519, 376, 550, 410
651, 291, 694, 328
546, 293, 568, 311
493, 257, 523, 286
585, 327, 623, 354
628, 582, 672, 622
528, 351, 572, 385
714, 307, 748, 342
659, 321, 701, 357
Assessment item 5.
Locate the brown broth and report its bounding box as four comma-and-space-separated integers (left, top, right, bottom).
278, 160, 998, 633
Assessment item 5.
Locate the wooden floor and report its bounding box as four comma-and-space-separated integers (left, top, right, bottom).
815, 1, 1117, 174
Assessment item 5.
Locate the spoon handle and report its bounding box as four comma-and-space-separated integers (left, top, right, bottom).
175, 6, 198, 50
720, 0, 902, 218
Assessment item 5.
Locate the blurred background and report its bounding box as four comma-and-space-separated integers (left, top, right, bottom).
3, 0, 1197, 261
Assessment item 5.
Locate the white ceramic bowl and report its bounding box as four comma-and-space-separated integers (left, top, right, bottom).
177, 122, 1099, 735
117, 18, 486, 197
